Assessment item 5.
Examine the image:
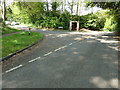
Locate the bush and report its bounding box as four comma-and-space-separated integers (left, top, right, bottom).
58, 11, 71, 30
104, 15, 118, 31
80, 13, 106, 30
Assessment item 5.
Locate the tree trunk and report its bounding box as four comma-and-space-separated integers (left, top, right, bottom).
76, 2, 79, 15
62, 0, 66, 12
46, 1, 49, 12
71, 2, 74, 15
1, 0, 6, 26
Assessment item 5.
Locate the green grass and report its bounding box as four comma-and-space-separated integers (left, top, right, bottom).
1, 26, 22, 35
1, 31, 43, 57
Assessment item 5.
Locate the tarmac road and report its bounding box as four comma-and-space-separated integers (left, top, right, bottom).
2, 27, 118, 88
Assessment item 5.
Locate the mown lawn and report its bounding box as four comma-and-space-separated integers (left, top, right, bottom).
1, 26, 22, 35
1, 31, 43, 57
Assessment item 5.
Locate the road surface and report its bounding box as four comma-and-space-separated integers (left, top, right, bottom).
2, 26, 118, 88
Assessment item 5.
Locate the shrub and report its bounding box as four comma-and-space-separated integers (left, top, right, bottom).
104, 16, 117, 31
58, 11, 71, 30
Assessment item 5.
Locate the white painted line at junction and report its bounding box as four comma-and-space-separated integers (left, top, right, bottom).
54, 45, 68, 52
44, 52, 52, 56
4, 40, 80, 74
5, 64, 23, 73
60, 45, 67, 49
54, 48, 61, 52
68, 43, 73, 46
28, 57, 41, 63
62, 45, 68, 48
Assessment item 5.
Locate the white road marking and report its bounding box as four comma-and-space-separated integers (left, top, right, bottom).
5, 65, 23, 73
4, 40, 80, 74
28, 57, 41, 63
69, 43, 73, 46
60, 45, 67, 49
44, 52, 52, 56
54, 45, 68, 52
54, 48, 60, 52
62, 45, 68, 48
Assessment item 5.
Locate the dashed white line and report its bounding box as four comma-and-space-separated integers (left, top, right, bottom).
54, 48, 61, 52
4, 41, 80, 74
62, 45, 68, 48
69, 43, 73, 46
60, 45, 67, 49
28, 57, 41, 63
54, 45, 68, 52
44, 52, 52, 56
5, 64, 23, 73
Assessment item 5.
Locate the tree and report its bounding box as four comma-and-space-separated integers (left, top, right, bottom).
10, 2, 45, 24
87, 1, 120, 34
44, 0, 50, 16
68, 0, 74, 15
51, 2, 59, 16
76, 2, 79, 15
76, 1, 82, 15
61, 0, 67, 12
1, 0, 6, 26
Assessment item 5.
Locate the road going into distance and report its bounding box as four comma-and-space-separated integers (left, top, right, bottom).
2, 25, 118, 88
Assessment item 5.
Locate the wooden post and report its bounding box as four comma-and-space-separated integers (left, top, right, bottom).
28, 27, 31, 35
77, 21, 79, 31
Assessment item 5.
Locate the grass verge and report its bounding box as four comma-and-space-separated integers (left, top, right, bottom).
1, 26, 22, 35
1, 31, 43, 58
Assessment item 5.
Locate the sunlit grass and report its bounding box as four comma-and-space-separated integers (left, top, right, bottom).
1, 26, 22, 35
1, 31, 43, 57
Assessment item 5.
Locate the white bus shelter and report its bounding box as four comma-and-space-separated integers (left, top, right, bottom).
69, 21, 79, 31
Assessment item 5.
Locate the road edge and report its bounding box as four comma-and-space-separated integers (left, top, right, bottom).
0, 35, 44, 61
